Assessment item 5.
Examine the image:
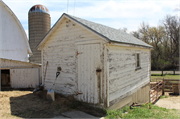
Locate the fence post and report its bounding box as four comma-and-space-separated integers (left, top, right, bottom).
149, 90, 151, 103
156, 85, 158, 102
162, 78, 164, 95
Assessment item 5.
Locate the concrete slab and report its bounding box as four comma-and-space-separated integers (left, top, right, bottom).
52, 115, 69, 118
61, 111, 97, 118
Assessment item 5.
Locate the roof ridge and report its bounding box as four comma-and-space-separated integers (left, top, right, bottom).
37, 13, 152, 48
64, 13, 152, 48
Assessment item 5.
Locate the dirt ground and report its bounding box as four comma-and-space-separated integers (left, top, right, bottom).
0, 89, 105, 118
155, 92, 180, 111
1, 89, 180, 118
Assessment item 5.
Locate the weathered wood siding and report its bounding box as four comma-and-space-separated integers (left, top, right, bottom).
41, 18, 103, 98
107, 45, 151, 106
0, 58, 41, 88
10, 68, 39, 88
77, 43, 102, 104
0, 58, 40, 68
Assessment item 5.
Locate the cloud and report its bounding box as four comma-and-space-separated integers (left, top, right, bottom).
3, 0, 179, 34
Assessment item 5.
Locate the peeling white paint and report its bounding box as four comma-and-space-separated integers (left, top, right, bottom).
40, 17, 151, 108
107, 45, 151, 106
10, 68, 39, 88
0, 58, 41, 88
77, 43, 102, 104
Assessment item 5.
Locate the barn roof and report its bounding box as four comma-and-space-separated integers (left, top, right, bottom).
37, 13, 152, 49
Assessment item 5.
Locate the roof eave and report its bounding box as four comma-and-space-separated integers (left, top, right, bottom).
36, 13, 153, 50
109, 40, 153, 49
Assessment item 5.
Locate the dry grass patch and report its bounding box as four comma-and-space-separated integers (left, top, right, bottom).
0, 90, 75, 118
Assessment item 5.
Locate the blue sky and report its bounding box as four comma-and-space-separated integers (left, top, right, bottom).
3, 0, 179, 37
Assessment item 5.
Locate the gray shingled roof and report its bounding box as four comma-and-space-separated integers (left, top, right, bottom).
65, 13, 152, 48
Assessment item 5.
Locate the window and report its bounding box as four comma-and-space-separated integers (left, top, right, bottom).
137, 53, 140, 68
136, 52, 141, 70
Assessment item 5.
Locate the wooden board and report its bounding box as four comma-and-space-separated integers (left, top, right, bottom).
77, 43, 102, 104
10, 68, 39, 88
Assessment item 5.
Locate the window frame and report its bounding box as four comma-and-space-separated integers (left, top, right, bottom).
135, 51, 141, 71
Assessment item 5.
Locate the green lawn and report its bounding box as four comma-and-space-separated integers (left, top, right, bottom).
106, 103, 180, 119
151, 74, 180, 82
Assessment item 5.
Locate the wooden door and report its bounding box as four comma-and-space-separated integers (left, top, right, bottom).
77, 43, 102, 104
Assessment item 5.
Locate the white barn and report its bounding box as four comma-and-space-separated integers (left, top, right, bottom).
0, 0, 32, 61
0, 1, 41, 89
37, 13, 152, 109
0, 58, 41, 88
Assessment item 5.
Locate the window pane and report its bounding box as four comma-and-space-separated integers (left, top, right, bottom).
137, 53, 140, 67
137, 60, 139, 67
137, 54, 139, 61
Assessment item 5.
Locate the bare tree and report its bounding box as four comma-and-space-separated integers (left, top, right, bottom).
130, 31, 140, 39
130, 15, 179, 74
162, 15, 179, 74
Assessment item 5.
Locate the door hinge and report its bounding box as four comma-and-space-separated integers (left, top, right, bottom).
76, 91, 83, 95
76, 51, 83, 56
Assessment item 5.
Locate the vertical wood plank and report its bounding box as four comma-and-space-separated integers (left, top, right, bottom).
84, 44, 87, 102
106, 46, 109, 107
80, 45, 84, 101
103, 44, 107, 107
77, 46, 80, 100
87, 44, 90, 103
92, 44, 96, 103
77, 43, 101, 104
41, 49, 44, 84
90, 44, 94, 103
10, 68, 39, 88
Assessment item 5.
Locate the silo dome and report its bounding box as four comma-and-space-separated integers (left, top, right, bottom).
29, 4, 49, 14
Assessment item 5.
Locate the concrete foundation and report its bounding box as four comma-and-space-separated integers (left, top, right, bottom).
109, 83, 150, 110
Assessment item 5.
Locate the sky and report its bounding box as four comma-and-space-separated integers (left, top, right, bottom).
2, 0, 179, 37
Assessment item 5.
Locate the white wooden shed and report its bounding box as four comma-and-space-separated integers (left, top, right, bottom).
37, 13, 153, 109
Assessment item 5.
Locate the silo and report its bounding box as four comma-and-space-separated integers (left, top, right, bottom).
28, 5, 51, 64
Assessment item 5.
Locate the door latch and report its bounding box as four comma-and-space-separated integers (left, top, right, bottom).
96, 69, 102, 72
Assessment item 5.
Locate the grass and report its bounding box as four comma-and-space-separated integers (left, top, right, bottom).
160, 95, 168, 99
105, 103, 180, 119
151, 74, 180, 82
